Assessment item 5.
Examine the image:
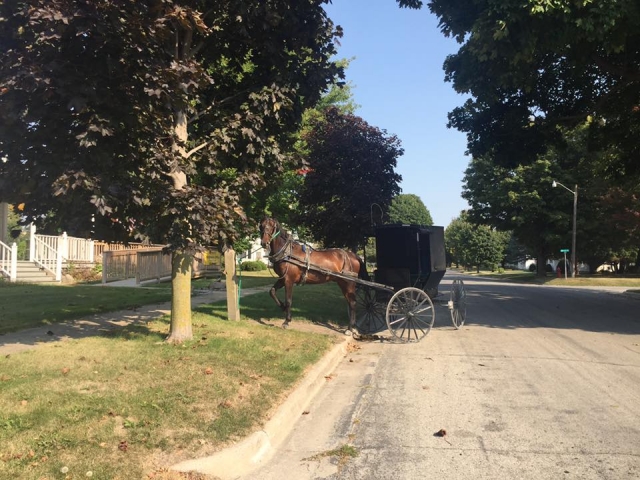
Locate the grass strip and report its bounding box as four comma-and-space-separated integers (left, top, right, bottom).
463, 270, 640, 287
0, 285, 343, 479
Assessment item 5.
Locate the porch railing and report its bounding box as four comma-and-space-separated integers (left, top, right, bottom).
32, 234, 62, 281
0, 239, 17, 282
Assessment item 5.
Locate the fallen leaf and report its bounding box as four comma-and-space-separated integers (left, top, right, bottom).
118, 440, 128, 452
62, 367, 70, 375
302, 410, 310, 415
434, 428, 452, 445
219, 400, 232, 409
204, 367, 213, 375
20, 400, 28, 406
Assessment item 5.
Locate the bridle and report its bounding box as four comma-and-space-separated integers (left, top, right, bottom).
261, 219, 291, 263
261, 221, 280, 245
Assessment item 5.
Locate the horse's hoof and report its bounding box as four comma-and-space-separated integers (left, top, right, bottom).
344, 329, 360, 340
282, 323, 289, 330
347, 328, 361, 340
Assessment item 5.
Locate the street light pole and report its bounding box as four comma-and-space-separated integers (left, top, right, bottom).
552, 180, 578, 278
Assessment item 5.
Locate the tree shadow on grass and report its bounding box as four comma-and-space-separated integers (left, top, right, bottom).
194, 283, 351, 335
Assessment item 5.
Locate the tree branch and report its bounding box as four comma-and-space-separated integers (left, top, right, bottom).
185, 140, 211, 158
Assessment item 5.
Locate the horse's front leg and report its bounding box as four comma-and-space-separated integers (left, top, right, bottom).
269, 278, 286, 311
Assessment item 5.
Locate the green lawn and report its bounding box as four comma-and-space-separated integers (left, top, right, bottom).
0, 303, 338, 479
0, 283, 172, 335
0, 271, 280, 335
0, 279, 349, 479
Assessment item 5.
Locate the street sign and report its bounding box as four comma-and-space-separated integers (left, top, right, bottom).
560, 249, 570, 253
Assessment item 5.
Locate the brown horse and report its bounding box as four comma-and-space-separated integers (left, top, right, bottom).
259, 216, 368, 334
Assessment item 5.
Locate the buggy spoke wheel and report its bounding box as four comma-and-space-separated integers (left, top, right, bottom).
355, 287, 388, 335
386, 287, 434, 343
448, 279, 467, 329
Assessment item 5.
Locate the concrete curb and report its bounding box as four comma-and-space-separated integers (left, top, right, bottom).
170, 335, 353, 479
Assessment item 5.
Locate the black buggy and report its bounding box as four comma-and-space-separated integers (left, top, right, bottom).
353, 223, 467, 342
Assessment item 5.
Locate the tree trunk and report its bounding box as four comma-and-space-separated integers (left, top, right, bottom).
165, 107, 192, 344
536, 249, 546, 277
166, 251, 193, 343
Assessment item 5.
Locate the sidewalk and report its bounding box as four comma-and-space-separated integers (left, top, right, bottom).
0, 285, 270, 356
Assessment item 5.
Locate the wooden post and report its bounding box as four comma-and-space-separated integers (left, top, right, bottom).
224, 248, 240, 321
0, 202, 8, 245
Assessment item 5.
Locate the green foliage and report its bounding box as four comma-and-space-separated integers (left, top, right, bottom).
248, 59, 360, 233
430, 0, 640, 275
429, 0, 640, 172
388, 194, 433, 225
239, 260, 267, 272
4, 204, 28, 259
445, 213, 508, 272
232, 237, 253, 256
297, 107, 403, 250
0, 0, 343, 251
462, 123, 640, 274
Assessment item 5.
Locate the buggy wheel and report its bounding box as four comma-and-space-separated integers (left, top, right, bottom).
355, 287, 388, 335
448, 279, 467, 329
386, 287, 435, 343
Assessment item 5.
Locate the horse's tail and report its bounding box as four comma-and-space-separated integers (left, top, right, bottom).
354, 252, 370, 282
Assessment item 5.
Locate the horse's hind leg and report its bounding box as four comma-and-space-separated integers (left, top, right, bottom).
282, 279, 294, 329
339, 280, 359, 337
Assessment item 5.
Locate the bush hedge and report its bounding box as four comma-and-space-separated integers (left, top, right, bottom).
240, 260, 267, 271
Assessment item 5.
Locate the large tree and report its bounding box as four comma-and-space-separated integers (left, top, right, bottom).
388, 193, 433, 226
428, 0, 640, 174
0, 0, 342, 341
297, 107, 403, 250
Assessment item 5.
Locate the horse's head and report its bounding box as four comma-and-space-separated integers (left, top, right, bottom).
259, 216, 280, 253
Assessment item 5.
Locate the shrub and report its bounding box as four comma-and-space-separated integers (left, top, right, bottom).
240, 260, 267, 271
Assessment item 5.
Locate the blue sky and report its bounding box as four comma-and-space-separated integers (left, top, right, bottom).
324, 0, 471, 227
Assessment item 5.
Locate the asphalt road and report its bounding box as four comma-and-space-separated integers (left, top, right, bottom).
238, 272, 640, 480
